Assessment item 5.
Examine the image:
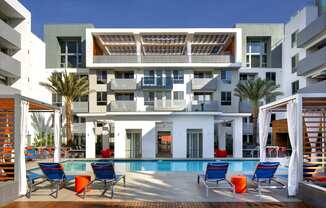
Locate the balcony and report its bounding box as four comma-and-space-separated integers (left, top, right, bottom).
191, 55, 235, 63
93, 55, 235, 64
110, 79, 137, 91
142, 55, 188, 63
141, 77, 173, 90
94, 55, 138, 63
110, 100, 137, 112
296, 47, 326, 76
73, 102, 88, 113
191, 101, 218, 112
0, 18, 21, 50
239, 101, 252, 113
72, 123, 86, 134
297, 13, 326, 48
191, 78, 217, 91
0, 51, 21, 79
154, 100, 186, 111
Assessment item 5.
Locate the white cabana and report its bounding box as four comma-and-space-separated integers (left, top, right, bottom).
0, 95, 61, 195
258, 93, 326, 196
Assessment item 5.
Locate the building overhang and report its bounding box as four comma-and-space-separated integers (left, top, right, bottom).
77, 111, 251, 119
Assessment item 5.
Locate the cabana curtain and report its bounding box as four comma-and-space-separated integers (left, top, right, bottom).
259, 109, 271, 162
287, 101, 298, 196
53, 110, 61, 162
18, 100, 29, 195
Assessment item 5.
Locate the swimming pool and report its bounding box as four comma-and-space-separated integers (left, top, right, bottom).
59, 159, 287, 174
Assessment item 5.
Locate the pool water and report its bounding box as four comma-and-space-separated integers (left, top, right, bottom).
61, 159, 287, 174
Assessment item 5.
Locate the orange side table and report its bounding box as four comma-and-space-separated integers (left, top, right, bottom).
231, 175, 247, 193
75, 175, 91, 193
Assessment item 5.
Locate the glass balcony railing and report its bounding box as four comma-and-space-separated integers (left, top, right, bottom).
141, 77, 173, 90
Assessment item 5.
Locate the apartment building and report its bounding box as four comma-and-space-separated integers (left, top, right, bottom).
0, 0, 50, 103
45, 26, 253, 159
234, 23, 284, 144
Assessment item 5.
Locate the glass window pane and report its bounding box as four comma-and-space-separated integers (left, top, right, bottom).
67, 55, 77, 67
251, 55, 260, 67
67, 41, 77, 53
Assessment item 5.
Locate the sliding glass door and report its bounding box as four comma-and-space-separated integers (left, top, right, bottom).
187, 129, 203, 158
126, 130, 142, 158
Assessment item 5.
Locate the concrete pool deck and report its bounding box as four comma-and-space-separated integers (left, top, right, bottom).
16, 172, 297, 203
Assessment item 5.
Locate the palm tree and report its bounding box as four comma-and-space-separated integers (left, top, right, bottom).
40, 71, 88, 146
234, 78, 282, 146
31, 112, 53, 147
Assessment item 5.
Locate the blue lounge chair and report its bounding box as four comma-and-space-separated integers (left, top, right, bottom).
39, 162, 76, 198
26, 171, 45, 198
249, 162, 286, 195
84, 162, 125, 198
197, 162, 234, 197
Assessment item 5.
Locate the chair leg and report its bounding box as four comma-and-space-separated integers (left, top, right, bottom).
111, 185, 114, 198
206, 186, 208, 197
123, 176, 126, 187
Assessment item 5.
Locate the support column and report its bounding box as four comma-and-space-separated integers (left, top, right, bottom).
53, 110, 61, 162
218, 123, 226, 150
15, 98, 28, 195
85, 119, 96, 158
232, 117, 243, 158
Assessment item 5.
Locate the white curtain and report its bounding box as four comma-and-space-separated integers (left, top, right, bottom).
53, 110, 61, 162
259, 108, 271, 162
287, 101, 298, 196
18, 100, 29, 195
303, 112, 321, 162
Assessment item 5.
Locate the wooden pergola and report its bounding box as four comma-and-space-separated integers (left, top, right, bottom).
259, 93, 326, 196
0, 94, 61, 195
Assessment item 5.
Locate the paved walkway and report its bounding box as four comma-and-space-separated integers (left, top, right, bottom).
2, 201, 311, 208
16, 172, 296, 202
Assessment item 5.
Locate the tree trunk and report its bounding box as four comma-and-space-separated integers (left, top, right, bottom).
252, 106, 259, 146
65, 98, 73, 146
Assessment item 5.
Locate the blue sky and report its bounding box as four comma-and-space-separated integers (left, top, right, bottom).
20, 0, 310, 39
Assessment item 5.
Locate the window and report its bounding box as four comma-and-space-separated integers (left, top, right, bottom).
74, 95, 88, 102
291, 80, 299, 95
266, 72, 276, 83
97, 121, 104, 127
59, 39, 82, 68
221, 92, 231, 105
115, 93, 134, 101
194, 71, 213, 78
97, 92, 107, 105
173, 70, 184, 84
291, 54, 299, 73
240, 73, 256, 81
52, 94, 62, 107
97, 71, 107, 84
291, 31, 298, 48
115, 71, 134, 79
144, 91, 154, 105
221, 70, 232, 84
173, 91, 184, 100
194, 92, 212, 102
246, 38, 268, 68
73, 115, 85, 123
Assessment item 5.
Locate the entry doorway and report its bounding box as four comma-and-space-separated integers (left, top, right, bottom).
157, 131, 172, 158
126, 130, 142, 158
187, 129, 203, 158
